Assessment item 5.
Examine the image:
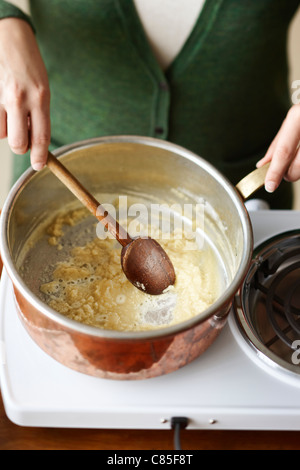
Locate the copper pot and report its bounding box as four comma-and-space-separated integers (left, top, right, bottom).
0, 136, 269, 380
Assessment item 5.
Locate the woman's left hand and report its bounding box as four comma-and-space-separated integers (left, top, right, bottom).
256, 103, 300, 193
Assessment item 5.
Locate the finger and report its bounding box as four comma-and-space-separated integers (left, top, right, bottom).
6, 104, 29, 154
29, 106, 51, 171
256, 153, 272, 168
284, 146, 300, 182
0, 105, 7, 139
264, 107, 300, 192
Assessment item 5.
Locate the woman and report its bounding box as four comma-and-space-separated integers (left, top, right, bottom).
0, 0, 300, 208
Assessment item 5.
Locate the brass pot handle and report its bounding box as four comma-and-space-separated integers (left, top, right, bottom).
235, 162, 270, 200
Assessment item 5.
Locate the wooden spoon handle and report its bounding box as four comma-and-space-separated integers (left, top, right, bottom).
46, 151, 132, 247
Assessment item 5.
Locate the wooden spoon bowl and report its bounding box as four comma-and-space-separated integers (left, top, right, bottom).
121, 237, 176, 295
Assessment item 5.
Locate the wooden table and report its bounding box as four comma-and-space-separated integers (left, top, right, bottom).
1, 392, 300, 450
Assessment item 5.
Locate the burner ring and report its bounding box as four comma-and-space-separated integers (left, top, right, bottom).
233, 230, 300, 383
284, 277, 300, 338
266, 261, 300, 349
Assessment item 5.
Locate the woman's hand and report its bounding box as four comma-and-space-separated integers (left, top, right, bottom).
257, 104, 300, 193
0, 18, 50, 170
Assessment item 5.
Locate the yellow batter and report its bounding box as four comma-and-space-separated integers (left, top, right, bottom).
40, 208, 224, 332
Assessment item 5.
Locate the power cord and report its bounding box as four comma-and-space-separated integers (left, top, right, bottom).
171, 417, 189, 450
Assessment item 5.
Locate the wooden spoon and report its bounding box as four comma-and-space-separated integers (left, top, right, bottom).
46, 152, 176, 295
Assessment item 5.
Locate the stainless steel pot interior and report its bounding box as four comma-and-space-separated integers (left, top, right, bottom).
0, 136, 253, 338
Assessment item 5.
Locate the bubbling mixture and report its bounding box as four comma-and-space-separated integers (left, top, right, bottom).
39, 203, 226, 332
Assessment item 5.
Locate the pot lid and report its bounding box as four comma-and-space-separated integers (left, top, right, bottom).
232, 230, 300, 382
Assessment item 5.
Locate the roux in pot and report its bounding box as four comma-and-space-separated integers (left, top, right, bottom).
40, 205, 225, 331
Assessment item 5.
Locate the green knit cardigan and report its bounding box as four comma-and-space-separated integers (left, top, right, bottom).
0, 0, 299, 208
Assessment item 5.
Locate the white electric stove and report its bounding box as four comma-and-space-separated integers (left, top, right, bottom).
1, 210, 300, 431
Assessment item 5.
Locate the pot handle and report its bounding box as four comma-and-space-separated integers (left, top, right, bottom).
235, 162, 270, 201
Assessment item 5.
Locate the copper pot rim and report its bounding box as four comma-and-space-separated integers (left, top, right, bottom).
0, 135, 253, 340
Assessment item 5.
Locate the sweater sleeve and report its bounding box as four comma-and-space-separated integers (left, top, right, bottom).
0, 0, 34, 30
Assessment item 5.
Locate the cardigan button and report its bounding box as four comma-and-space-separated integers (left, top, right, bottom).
155, 127, 164, 135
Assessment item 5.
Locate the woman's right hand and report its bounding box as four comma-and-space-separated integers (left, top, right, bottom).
0, 17, 50, 170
